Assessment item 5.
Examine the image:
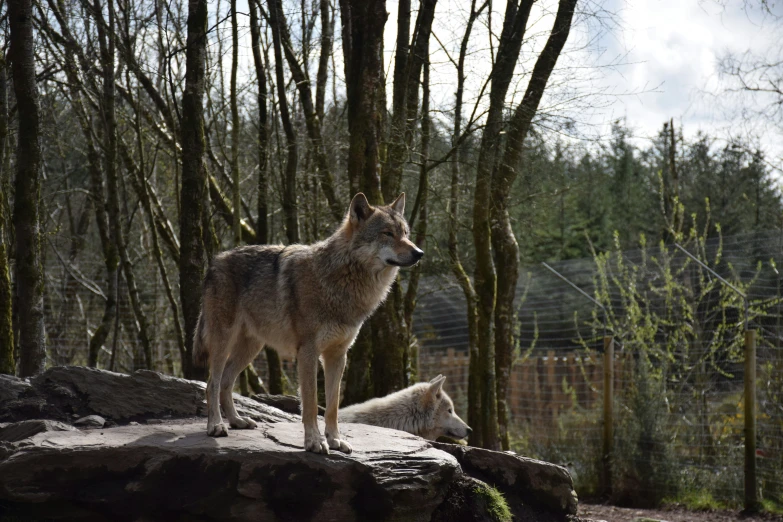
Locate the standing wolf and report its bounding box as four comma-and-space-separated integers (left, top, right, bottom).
193, 193, 422, 454
339, 375, 472, 441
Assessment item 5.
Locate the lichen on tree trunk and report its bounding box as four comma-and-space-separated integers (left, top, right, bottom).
0, 58, 14, 375
10, 0, 46, 377
180, 0, 209, 381
489, 0, 578, 450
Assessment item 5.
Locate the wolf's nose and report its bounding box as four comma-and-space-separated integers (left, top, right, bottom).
412, 248, 424, 261
466, 426, 473, 435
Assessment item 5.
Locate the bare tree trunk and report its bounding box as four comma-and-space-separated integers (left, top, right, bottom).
315, 0, 333, 121
342, 0, 419, 400
10, 0, 46, 377
248, 1, 283, 394
247, 0, 281, 393
339, 0, 385, 202
230, 0, 241, 246
370, 285, 407, 396
249, 0, 268, 244
491, 0, 577, 450
340, 0, 387, 400
471, 0, 535, 450
491, 208, 518, 451
473, 138, 498, 450
384, 0, 437, 200
268, 0, 342, 224
365, 0, 437, 397
245, 363, 267, 394
232, 0, 259, 389
342, 325, 372, 405
268, 0, 299, 244
403, 47, 430, 381
450, 0, 485, 448
385, 0, 410, 199
87, 161, 119, 368
0, 58, 14, 375
180, 0, 209, 380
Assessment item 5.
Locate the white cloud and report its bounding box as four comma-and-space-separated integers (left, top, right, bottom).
381, 0, 781, 164
592, 0, 782, 160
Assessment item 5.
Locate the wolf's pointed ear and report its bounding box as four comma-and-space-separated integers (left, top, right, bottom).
427, 374, 446, 399
390, 193, 405, 215
349, 193, 373, 225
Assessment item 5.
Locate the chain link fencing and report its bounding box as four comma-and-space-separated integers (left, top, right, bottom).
416, 231, 783, 508
39, 226, 783, 508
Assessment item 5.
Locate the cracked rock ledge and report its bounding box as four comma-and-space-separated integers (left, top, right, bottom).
0, 366, 582, 522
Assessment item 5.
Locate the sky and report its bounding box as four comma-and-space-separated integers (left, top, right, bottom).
381, 0, 783, 164
594, 0, 782, 157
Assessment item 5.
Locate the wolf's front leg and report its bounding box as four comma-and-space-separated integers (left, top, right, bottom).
323, 350, 352, 454
298, 346, 329, 454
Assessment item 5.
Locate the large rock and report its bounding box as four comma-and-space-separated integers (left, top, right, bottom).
0, 421, 460, 521
0, 367, 583, 521
72, 415, 106, 428
432, 442, 578, 517
0, 366, 296, 425
0, 419, 76, 443
0, 374, 31, 403
252, 393, 326, 415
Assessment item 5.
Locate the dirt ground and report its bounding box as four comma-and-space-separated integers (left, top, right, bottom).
579, 503, 783, 522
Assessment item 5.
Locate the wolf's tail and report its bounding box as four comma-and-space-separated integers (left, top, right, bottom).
192, 310, 209, 368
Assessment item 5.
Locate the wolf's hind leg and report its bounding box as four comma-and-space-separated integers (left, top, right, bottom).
220, 337, 260, 429
323, 350, 352, 454
298, 345, 329, 454
207, 347, 230, 437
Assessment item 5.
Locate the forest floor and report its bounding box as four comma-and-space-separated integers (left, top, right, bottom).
580, 503, 783, 522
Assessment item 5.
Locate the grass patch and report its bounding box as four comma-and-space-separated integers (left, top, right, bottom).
761, 499, 783, 515
663, 489, 729, 511
473, 483, 512, 522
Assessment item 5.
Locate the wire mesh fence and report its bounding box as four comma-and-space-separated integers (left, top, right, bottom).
414, 231, 783, 508
37, 227, 783, 508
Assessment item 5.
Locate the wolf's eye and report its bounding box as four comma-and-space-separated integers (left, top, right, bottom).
448, 408, 453, 414
383, 231, 394, 238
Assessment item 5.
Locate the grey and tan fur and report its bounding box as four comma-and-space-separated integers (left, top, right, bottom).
193, 193, 423, 454
339, 375, 472, 441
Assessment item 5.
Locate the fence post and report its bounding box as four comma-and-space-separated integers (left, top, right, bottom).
744, 329, 758, 511
601, 335, 614, 498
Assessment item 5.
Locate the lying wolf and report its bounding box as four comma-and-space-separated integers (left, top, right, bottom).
339, 375, 472, 441
193, 193, 423, 454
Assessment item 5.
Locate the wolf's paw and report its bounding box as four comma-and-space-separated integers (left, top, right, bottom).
207, 423, 229, 437
229, 416, 258, 429
304, 433, 330, 454
327, 436, 352, 454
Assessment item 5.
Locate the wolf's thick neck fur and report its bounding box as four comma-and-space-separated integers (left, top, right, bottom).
308, 218, 399, 324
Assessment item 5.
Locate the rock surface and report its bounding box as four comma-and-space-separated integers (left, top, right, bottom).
0, 367, 582, 521
0, 366, 296, 425
73, 415, 106, 428
0, 419, 76, 443
0, 421, 459, 521
252, 393, 326, 415
432, 442, 579, 517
